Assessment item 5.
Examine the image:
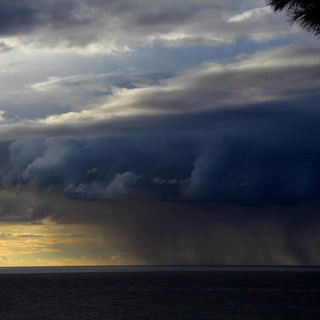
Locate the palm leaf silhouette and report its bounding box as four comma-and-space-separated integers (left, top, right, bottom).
266, 0, 320, 36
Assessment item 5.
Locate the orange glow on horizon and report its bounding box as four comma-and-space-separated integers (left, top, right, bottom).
0, 222, 140, 267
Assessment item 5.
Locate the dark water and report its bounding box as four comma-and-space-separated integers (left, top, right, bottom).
1, 267, 320, 319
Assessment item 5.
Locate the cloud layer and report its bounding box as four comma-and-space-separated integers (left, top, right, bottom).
0, 45, 319, 201
0, 45, 319, 139
0, 0, 297, 54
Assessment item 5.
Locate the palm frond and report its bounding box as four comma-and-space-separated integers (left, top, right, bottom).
266, 0, 320, 36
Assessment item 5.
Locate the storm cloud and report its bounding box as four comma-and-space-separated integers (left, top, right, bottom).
0, 45, 319, 201
1, 101, 320, 202
0, 0, 319, 266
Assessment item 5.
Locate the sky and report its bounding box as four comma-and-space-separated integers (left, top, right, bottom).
0, 0, 320, 267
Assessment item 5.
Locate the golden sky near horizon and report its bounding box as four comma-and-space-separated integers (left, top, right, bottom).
0, 222, 140, 267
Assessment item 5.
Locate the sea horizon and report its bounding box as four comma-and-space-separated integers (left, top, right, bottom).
1, 264, 320, 274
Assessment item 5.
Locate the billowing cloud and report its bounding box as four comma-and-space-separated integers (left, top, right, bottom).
0, 45, 318, 202
2, 105, 320, 202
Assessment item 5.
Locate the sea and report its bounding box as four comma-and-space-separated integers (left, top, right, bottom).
0, 266, 319, 320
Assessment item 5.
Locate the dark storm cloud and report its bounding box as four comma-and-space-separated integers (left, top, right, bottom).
0, 46, 319, 200
0, 0, 89, 36
1, 101, 320, 201
1, 134, 195, 199
0, 1, 38, 35
2, 105, 320, 265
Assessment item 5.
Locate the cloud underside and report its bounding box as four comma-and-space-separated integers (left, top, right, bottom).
0, 46, 319, 201
0, 0, 295, 53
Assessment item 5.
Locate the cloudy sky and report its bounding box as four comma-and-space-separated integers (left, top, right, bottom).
0, 0, 320, 267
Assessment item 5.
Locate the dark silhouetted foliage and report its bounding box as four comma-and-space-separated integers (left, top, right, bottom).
266, 0, 320, 36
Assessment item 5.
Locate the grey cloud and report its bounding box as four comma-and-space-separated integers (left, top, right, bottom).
0, 42, 13, 53
0, 2, 38, 36
228, 7, 292, 42
0, 45, 316, 142
105, 172, 141, 199
0, 45, 314, 140
1, 139, 44, 186
65, 172, 142, 199
27, 71, 157, 110
184, 121, 320, 199
0, 0, 297, 52
64, 46, 320, 117
1, 135, 195, 200
2, 101, 320, 202
133, 9, 198, 27
0, 47, 318, 202
0, 0, 91, 37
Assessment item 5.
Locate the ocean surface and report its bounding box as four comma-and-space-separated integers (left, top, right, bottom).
0, 266, 319, 319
